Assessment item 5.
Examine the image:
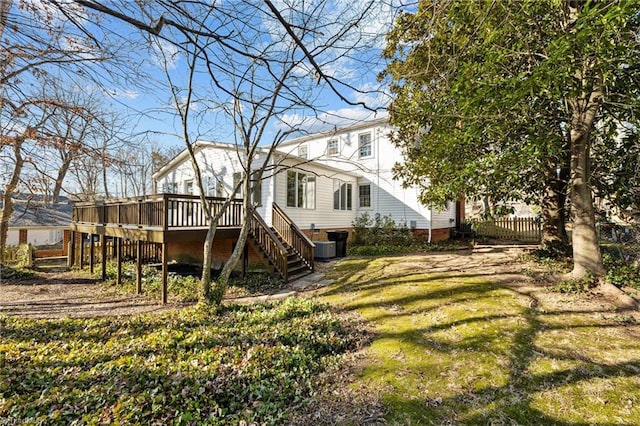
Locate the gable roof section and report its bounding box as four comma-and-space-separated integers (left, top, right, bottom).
278, 117, 390, 149
153, 140, 360, 181
0, 200, 72, 228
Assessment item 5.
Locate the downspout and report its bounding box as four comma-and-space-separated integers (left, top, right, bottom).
428, 204, 433, 244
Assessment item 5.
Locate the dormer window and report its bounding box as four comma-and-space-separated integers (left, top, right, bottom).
327, 139, 339, 156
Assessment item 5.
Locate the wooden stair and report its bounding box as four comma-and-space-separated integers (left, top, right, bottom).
247, 205, 314, 283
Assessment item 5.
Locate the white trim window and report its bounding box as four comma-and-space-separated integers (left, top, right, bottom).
287, 171, 315, 209
162, 182, 178, 193
327, 139, 339, 156
251, 171, 262, 207
298, 144, 308, 159
184, 179, 194, 195
333, 179, 352, 210
232, 172, 243, 197
358, 133, 372, 158
205, 176, 217, 196
359, 184, 371, 208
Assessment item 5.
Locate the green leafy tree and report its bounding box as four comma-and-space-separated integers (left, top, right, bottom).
382, 0, 640, 278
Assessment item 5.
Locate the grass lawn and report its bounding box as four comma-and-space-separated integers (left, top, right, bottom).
0, 298, 364, 425
317, 250, 640, 425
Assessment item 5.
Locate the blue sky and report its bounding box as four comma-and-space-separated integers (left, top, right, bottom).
67, 1, 401, 150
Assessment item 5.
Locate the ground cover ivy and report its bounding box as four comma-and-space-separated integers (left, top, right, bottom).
0, 298, 364, 425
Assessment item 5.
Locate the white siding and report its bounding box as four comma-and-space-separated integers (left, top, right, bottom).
156, 146, 250, 198
273, 159, 358, 230
153, 120, 458, 232
279, 122, 456, 230
7, 228, 64, 246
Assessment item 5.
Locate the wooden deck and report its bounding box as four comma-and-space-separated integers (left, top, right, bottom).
70, 194, 314, 304
72, 194, 244, 242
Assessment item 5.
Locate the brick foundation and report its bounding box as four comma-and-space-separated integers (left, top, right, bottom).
302, 227, 451, 243
167, 238, 262, 267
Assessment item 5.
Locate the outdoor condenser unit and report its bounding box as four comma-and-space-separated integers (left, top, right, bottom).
314, 241, 336, 259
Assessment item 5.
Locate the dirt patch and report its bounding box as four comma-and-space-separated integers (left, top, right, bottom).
0, 269, 184, 318
2, 245, 637, 320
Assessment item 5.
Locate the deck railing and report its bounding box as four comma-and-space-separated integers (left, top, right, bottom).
272, 202, 315, 271
73, 194, 243, 229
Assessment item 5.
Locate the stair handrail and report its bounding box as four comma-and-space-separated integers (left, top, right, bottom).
249, 207, 289, 281
250, 208, 288, 255
272, 202, 315, 248
272, 202, 315, 272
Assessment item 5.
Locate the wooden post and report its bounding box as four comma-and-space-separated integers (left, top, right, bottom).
79, 233, 85, 269
100, 234, 107, 281
161, 242, 168, 304
116, 238, 122, 285
242, 243, 249, 279
89, 234, 95, 274
62, 229, 70, 256
68, 231, 75, 268
136, 240, 142, 294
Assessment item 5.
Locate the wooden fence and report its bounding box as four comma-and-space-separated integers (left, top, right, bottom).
474, 217, 541, 242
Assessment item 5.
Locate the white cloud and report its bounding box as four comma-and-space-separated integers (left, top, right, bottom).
276, 107, 388, 135
113, 89, 139, 100
352, 82, 392, 110
149, 39, 180, 70
23, 0, 88, 24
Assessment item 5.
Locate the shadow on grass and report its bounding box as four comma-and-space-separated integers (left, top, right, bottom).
319, 251, 640, 425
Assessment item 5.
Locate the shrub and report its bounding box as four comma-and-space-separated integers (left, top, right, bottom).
551, 273, 597, 294
0, 263, 37, 280
602, 250, 640, 290
351, 213, 415, 247
101, 262, 201, 302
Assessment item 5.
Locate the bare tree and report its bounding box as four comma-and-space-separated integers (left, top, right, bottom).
129, 0, 382, 303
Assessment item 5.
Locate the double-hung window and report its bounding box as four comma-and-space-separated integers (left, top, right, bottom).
232, 172, 242, 197
162, 182, 178, 193
298, 145, 308, 159
327, 139, 339, 156
287, 171, 315, 209
358, 133, 372, 158
205, 176, 217, 196
251, 171, 262, 207
333, 180, 352, 210
184, 180, 194, 195
359, 184, 371, 208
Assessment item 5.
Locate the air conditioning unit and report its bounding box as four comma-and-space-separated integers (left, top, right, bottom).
314, 241, 336, 260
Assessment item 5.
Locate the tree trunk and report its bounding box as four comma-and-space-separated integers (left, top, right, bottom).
569, 129, 604, 277
52, 155, 72, 204
200, 213, 218, 300
0, 138, 25, 259
212, 177, 252, 305
0, 0, 11, 38
541, 159, 569, 248
567, 87, 605, 277
212, 195, 253, 305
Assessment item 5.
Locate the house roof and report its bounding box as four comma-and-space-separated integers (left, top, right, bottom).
152, 141, 274, 180
278, 117, 390, 148
0, 198, 72, 228
152, 138, 360, 181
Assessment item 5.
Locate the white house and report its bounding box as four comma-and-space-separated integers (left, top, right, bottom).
153, 118, 458, 243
